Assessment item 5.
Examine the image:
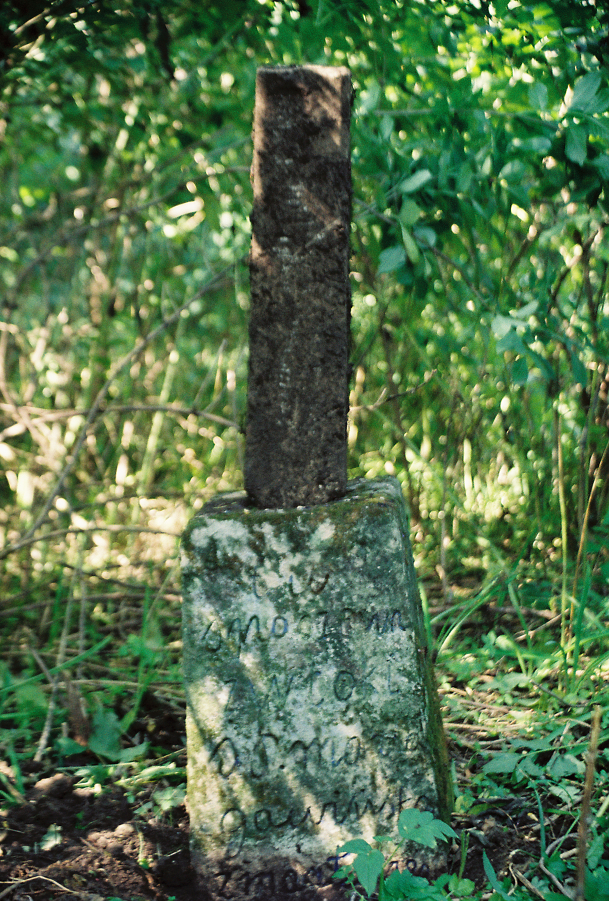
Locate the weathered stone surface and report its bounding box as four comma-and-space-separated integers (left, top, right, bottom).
245, 65, 352, 509
182, 477, 452, 900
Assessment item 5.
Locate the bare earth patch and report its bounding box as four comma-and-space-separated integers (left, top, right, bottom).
0, 741, 546, 901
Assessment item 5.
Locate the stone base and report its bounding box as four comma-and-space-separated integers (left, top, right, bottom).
181, 477, 452, 900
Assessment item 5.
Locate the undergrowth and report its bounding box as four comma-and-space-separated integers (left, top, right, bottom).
1, 4, 609, 891
1, 554, 608, 898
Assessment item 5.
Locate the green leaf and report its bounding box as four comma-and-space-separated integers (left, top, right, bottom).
566, 125, 588, 165
14, 683, 48, 714
152, 785, 186, 812
378, 245, 406, 274
401, 225, 421, 264
529, 82, 548, 110
352, 847, 385, 897
518, 300, 538, 318
382, 868, 442, 900
482, 751, 521, 774
88, 707, 123, 760
570, 351, 587, 387
593, 155, 609, 179
398, 807, 431, 836
483, 851, 512, 900
399, 169, 433, 194
492, 315, 514, 339
360, 80, 382, 113
526, 349, 556, 382
518, 756, 544, 778
585, 865, 609, 901
380, 115, 393, 141
399, 198, 422, 227
339, 838, 373, 854
334, 865, 352, 881
119, 741, 149, 763
569, 72, 601, 113
456, 165, 473, 193
447, 875, 476, 895
497, 331, 527, 355
414, 225, 437, 248
588, 832, 606, 870
512, 356, 528, 385
56, 736, 86, 758
397, 808, 457, 848
548, 782, 583, 805
588, 116, 609, 140
517, 136, 553, 153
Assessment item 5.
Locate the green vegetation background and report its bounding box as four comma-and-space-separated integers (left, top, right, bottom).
0, 1, 608, 897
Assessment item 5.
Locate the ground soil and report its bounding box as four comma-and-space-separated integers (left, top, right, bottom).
0, 737, 544, 901
0, 615, 563, 901
0, 767, 194, 901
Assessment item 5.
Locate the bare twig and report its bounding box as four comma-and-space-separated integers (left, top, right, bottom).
349, 370, 439, 415
573, 437, 609, 599
528, 678, 588, 711
0, 524, 182, 557
575, 706, 603, 901
539, 860, 574, 899
509, 863, 547, 900
0, 402, 238, 442
0, 874, 80, 899
34, 560, 80, 761
514, 613, 562, 643
0, 263, 235, 562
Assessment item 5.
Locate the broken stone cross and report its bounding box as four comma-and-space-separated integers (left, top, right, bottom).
245, 65, 351, 509
181, 65, 452, 901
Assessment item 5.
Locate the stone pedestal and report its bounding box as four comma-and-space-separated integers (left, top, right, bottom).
182, 477, 452, 900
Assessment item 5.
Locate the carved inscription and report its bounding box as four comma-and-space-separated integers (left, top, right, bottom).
208, 727, 424, 781
184, 478, 450, 899
194, 567, 416, 728
214, 784, 418, 860
216, 860, 335, 899
213, 856, 432, 900
213, 656, 408, 717
189, 562, 431, 862
208, 804, 436, 899
199, 606, 408, 652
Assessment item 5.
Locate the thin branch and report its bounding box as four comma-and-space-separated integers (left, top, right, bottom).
0, 875, 80, 899
429, 245, 488, 306
539, 860, 574, 899
0, 262, 236, 561
0, 402, 238, 442
107, 404, 238, 429
573, 435, 609, 599
349, 369, 439, 414
7, 185, 187, 302
2, 524, 182, 558
509, 864, 547, 901
575, 706, 602, 901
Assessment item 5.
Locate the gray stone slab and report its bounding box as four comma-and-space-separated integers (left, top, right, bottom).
245, 65, 352, 509
182, 477, 452, 900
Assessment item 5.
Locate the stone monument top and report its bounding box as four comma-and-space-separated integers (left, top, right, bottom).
245, 65, 352, 509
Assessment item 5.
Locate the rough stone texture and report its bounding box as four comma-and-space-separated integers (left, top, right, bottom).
182, 477, 452, 900
245, 65, 352, 509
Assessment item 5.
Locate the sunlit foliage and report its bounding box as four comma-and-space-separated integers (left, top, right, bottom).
1, 0, 608, 636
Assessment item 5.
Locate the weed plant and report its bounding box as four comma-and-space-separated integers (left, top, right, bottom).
1, 1, 609, 894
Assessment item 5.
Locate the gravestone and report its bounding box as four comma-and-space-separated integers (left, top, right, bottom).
182, 65, 452, 901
